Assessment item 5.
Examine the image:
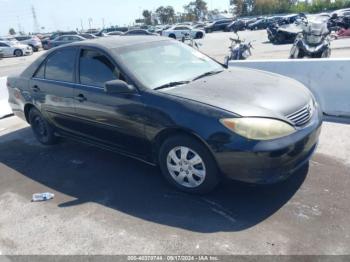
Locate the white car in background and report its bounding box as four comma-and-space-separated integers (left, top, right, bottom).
0, 41, 33, 57
14, 35, 42, 52
162, 25, 205, 40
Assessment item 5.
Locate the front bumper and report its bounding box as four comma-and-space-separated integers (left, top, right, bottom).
24, 49, 33, 55
212, 107, 323, 184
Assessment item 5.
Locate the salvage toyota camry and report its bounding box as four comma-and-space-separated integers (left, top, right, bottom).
7, 36, 322, 193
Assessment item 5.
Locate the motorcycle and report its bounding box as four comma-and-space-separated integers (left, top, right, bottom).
224, 33, 253, 66
267, 22, 303, 44
289, 19, 332, 59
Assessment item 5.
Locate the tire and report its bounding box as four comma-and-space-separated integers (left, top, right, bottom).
276, 34, 285, 44
321, 48, 331, 58
169, 34, 176, 39
159, 135, 221, 194
29, 45, 38, 52
195, 32, 203, 39
14, 49, 23, 57
29, 107, 58, 145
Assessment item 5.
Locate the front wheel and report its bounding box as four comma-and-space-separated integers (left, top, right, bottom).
29, 107, 58, 145
14, 49, 23, 57
289, 45, 300, 59
321, 48, 331, 58
159, 135, 221, 194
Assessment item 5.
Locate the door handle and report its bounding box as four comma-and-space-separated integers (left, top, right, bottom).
31, 85, 40, 92
74, 94, 87, 102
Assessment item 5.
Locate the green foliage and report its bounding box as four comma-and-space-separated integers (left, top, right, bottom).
230, 0, 350, 16
9, 28, 16, 35
184, 0, 208, 21
156, 6, 175, 24
142, 10, 153, 25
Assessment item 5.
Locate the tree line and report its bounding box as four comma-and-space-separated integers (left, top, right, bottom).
230, 0, 350, 17
142, 0, 350, 25
142, 0, 209, 25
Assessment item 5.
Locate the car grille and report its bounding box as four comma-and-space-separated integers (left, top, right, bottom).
286, 104, 312, 127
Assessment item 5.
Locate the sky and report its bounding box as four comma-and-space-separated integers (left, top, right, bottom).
0, 0, 231, 35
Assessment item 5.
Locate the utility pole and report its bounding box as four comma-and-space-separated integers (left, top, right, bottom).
80, 19, 84, 31
31, 5, 40, 33
17, 16, 22, 34
88, 18, 93, 32
102, 18, 105, 29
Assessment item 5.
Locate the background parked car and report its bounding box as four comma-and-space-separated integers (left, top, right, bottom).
95, 27, 129, 36
14, 35, 42, 52
163, 25, 205, 39
225, 19, 246, 32
0, 41, 33, 57
106, 31, 124, 36
0, 36, 17, 42
41, 31, 78, 49
123, 29, 158, 36
248, 18, 269, 30
205, 19, 233, 33
48, 35, 86, 49
78, 33, 97, 39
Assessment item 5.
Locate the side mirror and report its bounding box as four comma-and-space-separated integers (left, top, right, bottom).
104, 80, 136, 94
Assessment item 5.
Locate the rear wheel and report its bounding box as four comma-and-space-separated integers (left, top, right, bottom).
14, 49, 23, 57
159, 135, 221, 194
195, 32, 203, 39
29, 107, 58, 145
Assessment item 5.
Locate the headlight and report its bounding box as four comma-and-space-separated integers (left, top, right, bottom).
220, 118, 296, 140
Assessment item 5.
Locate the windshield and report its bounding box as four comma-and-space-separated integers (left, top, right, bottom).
116, 41, 223, 90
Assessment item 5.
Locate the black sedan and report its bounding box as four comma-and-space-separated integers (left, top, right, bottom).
7, 36, 322, 194
205, 19, 233, 33
225, 19, 246, 32
248, 19, 267, 30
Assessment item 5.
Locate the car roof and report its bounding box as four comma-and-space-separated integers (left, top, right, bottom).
66, 35, 169, 49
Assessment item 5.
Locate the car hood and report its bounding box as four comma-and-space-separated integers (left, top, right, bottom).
160, 67, 311, 119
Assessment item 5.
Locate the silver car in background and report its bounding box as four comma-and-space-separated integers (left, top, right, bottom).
14, 35, 42, 52
0, 41, 33, 57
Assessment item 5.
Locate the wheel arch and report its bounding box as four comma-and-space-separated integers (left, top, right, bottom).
152, 127, 217, 166
13, 49, 23, 56
24, 103, 36, 123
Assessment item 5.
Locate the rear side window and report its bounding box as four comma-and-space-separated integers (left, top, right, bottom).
45, 48, 77, 82
34, 62, 45, 78
79, 49, 119, 87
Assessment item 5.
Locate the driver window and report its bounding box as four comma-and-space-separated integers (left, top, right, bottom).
79, 49, 122, 88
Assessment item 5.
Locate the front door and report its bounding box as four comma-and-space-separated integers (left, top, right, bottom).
72, 48, 147, 157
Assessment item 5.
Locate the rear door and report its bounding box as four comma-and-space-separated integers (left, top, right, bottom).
31, 47, 78, 132
72, 48, 147, 156
0, 42, 12, 56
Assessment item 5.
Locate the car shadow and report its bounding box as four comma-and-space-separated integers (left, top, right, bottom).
0, 126, 308, 233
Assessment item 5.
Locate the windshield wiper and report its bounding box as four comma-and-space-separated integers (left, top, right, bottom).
154, 81, 190, 90
192, 70, 224, 81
